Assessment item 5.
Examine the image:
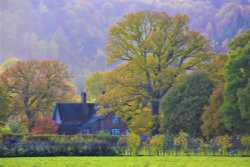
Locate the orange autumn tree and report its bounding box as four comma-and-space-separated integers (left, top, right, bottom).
32, 117, 58, 135
0, 60, 75, 131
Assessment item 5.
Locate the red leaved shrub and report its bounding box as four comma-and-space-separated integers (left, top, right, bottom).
31, 117, 58, 135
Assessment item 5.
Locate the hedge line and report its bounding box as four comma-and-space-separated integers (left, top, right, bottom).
0, 142, 121, 157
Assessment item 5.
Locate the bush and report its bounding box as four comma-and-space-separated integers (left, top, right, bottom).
24, 134, 55, 142
22, 134, 118, 144
8, 122, 28, 134
0, 124, 12, 135
215, 134, 231, 155
0, 142, 120, 157
127, 133, 140, 155
174, 132, 189, 151
150, 135, 164, 155
31, 117, 58, 135
241, 135, 250, 154
23, 134, 94, 143
0, 124, 12, 143
66, 134, 96, 143
96, 131, 118, 143
199, 140, 209, 155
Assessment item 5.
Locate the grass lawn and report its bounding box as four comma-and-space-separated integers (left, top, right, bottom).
0, 156, 249, 167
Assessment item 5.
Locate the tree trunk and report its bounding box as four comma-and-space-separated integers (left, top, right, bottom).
26, 109, 35, 132
151, 100, 160, 135
151, 100, 160, 115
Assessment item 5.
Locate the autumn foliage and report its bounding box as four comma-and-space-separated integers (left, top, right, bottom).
32, 117, 58, 135
0, 60, 75, 131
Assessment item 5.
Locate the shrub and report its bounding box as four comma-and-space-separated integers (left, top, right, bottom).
22, 134, 118, 144
69, 134, 95, 143
0, 124, 12, 135
215, 134, 231, 155
174, 132, 189, 151
199, 140, 209, 155
150, 135, 164, 155
24, 134, 55, 142
24, 134, 93, 143
0, 124, 12, 143
96, 131, 118, 143
240, 135, 250, 154
31, 117, 58, 135
127, 133, 140, 155
0, 143, 120, 157
8, 122, 28, 134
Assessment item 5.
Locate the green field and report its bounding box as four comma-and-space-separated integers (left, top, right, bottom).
0, 156, 250, 167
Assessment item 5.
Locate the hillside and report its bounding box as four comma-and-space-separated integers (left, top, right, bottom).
1, 0, 250, 91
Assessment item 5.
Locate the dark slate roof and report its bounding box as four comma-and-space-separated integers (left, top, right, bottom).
52, 102, 98, 123
81, 115, 100, 128
52, 102, 110, 135
53, 103, 85, 122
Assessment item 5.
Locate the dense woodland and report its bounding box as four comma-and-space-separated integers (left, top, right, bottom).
0, 0, 250, 157
1, 0, 250, 92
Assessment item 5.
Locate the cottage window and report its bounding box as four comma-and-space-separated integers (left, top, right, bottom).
111, 128, 120, 136
112, 115, 119, 123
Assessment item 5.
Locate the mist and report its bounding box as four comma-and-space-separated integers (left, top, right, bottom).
1, 0, 250, 91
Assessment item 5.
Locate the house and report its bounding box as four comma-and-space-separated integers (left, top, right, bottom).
52, 92, 128, 136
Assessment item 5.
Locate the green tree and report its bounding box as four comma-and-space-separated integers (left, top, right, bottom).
99, 11, 212, 134
201, 83, 226, 139
0, 60, 75, 131
85, 71, 105, 99
220, 29, 250, 134
0, 85, 10, 125
161, 72, 214, 136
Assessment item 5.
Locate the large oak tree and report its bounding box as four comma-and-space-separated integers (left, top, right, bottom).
98, 11, 213, 134
0, 60, 75, 131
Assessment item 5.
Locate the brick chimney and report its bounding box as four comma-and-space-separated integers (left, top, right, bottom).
81, 91, 87, 104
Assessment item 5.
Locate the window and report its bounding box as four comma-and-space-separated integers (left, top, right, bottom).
112, 115, 119, 123
111, 128, 120, 136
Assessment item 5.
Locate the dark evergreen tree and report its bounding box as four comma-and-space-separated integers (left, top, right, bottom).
161, 72, 214, 136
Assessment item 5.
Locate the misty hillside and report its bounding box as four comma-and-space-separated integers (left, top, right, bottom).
1, 0, 250, 91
